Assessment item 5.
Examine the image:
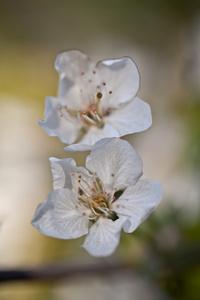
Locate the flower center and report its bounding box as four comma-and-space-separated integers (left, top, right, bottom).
72, 172, 117, 221
58, 70, 113, 130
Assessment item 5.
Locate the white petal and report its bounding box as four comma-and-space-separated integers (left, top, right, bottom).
64, 123, 120, 152
97, 57, 140, 108
82, 217, 125, 257
55, 50, 100, 110
86, 138, 143, 192
55, 50, 94, 83
38, 96, 81, 144
31, 189, 89, 239
49, 157, 89, 190
106, 97, 152, 136
113, 180, 162, 233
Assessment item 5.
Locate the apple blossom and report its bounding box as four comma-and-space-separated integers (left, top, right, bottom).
38, 50, 152, 151
31, 138, 162, 257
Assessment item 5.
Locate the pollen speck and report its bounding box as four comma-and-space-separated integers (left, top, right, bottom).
111, 173, 115, 177
88, 79, 92, 83
96, 85, 100, 89
75, 205, 78, 209
93, 70, 96, 74
81, 72, 84, 75
82, 212, 86, 216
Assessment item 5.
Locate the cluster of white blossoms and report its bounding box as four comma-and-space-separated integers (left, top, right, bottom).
32, 50, 162, 257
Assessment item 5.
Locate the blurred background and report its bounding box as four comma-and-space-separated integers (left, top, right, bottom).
0, 0, 200, 299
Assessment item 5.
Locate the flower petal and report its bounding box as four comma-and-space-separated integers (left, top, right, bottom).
113, 180, 162, 233
86, 138, 143, 192
106, 97, 152, 136
49, 157, 90, 190
97, 57, 140, 108
31, 189, 89, 239
55, 50, 100, 110
82, 217, 125, 257
38, 96, 81, 144
64, 123, 120, 152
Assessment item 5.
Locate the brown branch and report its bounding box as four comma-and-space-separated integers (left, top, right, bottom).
0, 262, 132, 283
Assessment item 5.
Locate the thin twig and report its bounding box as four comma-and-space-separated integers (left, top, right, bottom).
0, 262, 132, 283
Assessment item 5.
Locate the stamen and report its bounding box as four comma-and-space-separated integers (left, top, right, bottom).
103, 82, 106, 86
93, 111, 102, 123
97, 206, 109, 215
109, 91, 112, 94
58, 106, 77, 124
91, 207, 100, 216
81, 113, 96, 125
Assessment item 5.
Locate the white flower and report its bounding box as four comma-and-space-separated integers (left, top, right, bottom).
38, 50, 152, 151
31, 138, 162, 257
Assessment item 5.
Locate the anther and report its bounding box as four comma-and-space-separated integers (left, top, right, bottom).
97, 92, 103, 99
111, 173, 115, 177
75, 205, 78, 209
60, 113, 63, 117
88, 79, 92, 83
93, 70, 96, 74
64, 105, 69, 112
103, 82, 106, 86
81, 72, 84, 75
78, 180, 81, 183
58, 106, 61, 110
109, 91, 112, 94
82, 212, 86, 216
78, 175, 82, 178
96, 85, 100, 89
